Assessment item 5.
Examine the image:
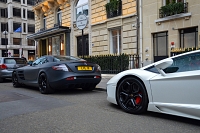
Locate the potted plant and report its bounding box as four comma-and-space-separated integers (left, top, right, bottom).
105, 0, 121, 18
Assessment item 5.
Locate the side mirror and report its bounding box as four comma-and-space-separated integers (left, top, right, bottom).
154, 58, 173, 76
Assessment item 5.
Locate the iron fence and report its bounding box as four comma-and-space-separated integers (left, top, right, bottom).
80, 54, 139, 74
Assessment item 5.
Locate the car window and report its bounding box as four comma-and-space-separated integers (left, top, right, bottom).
5, 59, 16, 64
170, 52, 200, 72
144, 65, 159, 74
32, 57, 48, 65
53, 56, 84, 62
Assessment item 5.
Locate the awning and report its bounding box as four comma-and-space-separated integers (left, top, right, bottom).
27, 25, 71, 40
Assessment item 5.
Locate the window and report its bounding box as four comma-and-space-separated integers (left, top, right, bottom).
57, 8, 62, 25
23, 23, 26, 32
153, 32, 168, 62
43, 15, 46, 28
163, 0, 184, 5
0, 0, 7, 3
180, 27, 198, 49
13, 0, 20, 2
27, 39, 35, 46
1, 38, 8, 45
13, 38, 21, 45
27, 0, 35, 5
28, 11, 34, 19
13, 23, 21, 32
28, 24, 35, 33
23, 9, 26, 18
110, 29, 121, 54
14, 49, 19, 54
1, 23, 8, 32
75, 0, 88, 19
13, 8, 21, 17
170, 52, 200, 72
1, 8, 7, 17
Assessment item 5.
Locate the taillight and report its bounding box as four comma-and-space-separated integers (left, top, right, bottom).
0, 64, 7, 69
94, 76, 101, 78
66, 76, 75, 80
52, 64, 70, 71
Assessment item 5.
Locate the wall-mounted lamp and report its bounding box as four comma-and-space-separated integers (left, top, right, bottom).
61, 42, 64, 50
48, 45, 51, 52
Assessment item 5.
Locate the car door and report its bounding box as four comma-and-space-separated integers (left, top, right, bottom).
24, 57, 48, 81
149, 52, 200, 117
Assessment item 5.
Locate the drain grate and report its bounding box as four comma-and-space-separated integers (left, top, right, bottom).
0, 92, 32, 103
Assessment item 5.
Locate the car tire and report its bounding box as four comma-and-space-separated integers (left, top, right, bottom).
116, 77, 148, 114
38, 73, 54, 94
82, 85, 96, 91
12, 72, 21, 87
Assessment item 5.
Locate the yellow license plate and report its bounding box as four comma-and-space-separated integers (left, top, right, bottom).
77, 66, 92, 71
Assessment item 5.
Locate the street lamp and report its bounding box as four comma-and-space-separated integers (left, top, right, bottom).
3, 30, 8, 57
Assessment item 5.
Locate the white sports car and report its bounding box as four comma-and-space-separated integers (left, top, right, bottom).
107, 50, 200, 120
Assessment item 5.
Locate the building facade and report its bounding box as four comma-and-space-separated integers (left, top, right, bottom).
0, 0, 36, 60
142, 0, 200, 66
28, 0, 138, 62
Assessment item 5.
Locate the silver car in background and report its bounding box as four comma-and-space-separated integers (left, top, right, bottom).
0, 57, 27, 82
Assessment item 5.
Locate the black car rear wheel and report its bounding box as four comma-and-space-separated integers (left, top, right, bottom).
0, 77, 4, 83
82, 85, 96, 91
12, 72, 21, 87
116, 77, 148, 114
38, 73, 54, 94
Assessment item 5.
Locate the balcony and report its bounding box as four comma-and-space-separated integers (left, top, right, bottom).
105, 0, 122, 19
159, 2, 188, 18
155, 2, 191, 24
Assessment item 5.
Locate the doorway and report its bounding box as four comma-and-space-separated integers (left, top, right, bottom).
41, 39, 47, 56
77, 35, 89, 56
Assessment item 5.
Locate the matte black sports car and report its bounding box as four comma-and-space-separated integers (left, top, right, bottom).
12, 55, 101, 94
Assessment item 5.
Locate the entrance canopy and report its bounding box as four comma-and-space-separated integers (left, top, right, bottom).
27, 25, 70, 40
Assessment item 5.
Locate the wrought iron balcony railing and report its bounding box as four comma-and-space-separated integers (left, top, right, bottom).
105, 0, 122, 19
159, 2, 188, 18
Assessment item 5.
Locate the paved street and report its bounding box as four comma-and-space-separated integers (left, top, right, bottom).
0, 76, 200, 133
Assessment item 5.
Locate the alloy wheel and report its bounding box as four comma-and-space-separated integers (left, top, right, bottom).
117, 77, 148, 114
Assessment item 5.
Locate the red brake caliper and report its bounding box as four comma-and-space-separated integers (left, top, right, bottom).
135, 92, 142, 104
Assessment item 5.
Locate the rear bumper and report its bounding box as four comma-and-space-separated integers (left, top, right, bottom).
50, 77, 101, 89
0, 70, 13, 78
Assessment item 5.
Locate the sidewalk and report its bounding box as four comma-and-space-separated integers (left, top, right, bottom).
101, 74, 116, 79
96, 74, 116, 89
